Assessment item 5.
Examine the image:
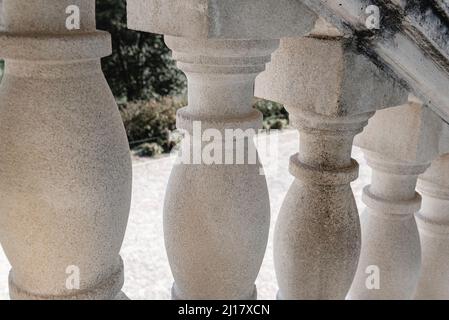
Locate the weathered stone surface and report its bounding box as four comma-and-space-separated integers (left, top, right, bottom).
0, 0, 131, 299
274, 110, 372, 300
127, 0, 324, 300
254, 31, 402, 300
162, 37, 278, 300
415, 154, 449, 299
347, 151, 427, 300
298, 0, 449, 124
127, 0, 318, 39
355, 96, 447, 162
0, 0, 446, 301
255, 37, 408, 117
350, 99, 448, 299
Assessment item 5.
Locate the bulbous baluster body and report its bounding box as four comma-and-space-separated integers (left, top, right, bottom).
0, 0, 131, 299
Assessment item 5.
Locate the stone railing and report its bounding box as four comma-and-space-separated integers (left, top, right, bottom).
0, 0, 447, 300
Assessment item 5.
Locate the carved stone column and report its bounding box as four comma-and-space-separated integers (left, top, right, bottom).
0, 0, 132, 299
274, 110, 372, 299
347, 151, 428, 299
350, 98, 446, 299
415, 154, 449, 299
163, 37, 278, 300
255, 35, 408, 299
127, 0, 318, 300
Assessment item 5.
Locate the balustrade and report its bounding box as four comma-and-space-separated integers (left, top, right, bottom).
349, 98, 446, 299
0, 0, 447, 301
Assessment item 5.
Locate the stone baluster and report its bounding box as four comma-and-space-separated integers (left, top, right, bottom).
415, 154, 449, 299
255, 34, 408, 299
127, 0, 318, 299
347, 152, 428, 299
349, 98, 445, 299
163, 37, 279, 300
274, 110, 372, 299
0, 0, 131, 299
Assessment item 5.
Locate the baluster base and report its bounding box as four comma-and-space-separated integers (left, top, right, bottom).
8, 258, 124, 300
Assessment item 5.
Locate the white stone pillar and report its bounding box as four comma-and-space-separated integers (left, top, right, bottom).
274, 110, 372, 299
349, 98, 446, 299
255, 35, 408, 299
0, 0, 132, 299
415, 154, 449, 299
127, 0, 318, 300
163, 37, 278, 300
347, 151, 428, 299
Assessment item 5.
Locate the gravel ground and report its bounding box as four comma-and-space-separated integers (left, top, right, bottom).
0, 129, 370, 300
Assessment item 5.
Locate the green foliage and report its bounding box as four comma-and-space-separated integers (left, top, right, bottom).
135, 143, 165, 157
254, 99, 289, 130
0, 60, 4, 81
120, 98, 185, 156
121, 97, 289, 157
96, 0, 186, 103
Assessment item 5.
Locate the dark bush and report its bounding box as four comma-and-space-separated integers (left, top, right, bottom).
135, 143, 165, 157
254, 99, 289, 130
96, 0, 186, 103
120, 98, 185, 155
120, 97, 289, 157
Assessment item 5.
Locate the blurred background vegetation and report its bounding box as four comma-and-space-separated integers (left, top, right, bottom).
0, 1, 289, 158
96, 0, 186, 103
